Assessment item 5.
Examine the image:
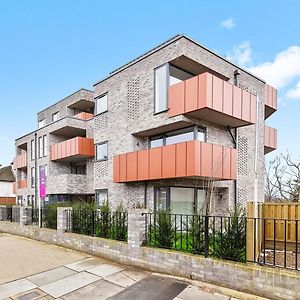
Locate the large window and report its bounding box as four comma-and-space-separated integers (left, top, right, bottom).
38, 137, 43, 158
149, 126, 206, 148
95, 142, 108, 161
30, 139, 35, 160
95, 189, 108, 205
52, 112, 59, 122
43, 135, 47, 157
154, 186, 206, 214
154, 64, 193, 114
95, 94, 108, 115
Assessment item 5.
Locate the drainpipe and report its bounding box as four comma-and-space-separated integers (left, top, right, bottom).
144, 181, 147, 209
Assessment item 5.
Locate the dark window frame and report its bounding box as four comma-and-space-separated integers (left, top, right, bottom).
95, 189, 108, 204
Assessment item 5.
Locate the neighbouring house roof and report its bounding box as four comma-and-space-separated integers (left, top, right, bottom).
0, 166, 15, 182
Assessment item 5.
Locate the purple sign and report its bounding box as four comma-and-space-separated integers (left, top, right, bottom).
39, 165, 47, 198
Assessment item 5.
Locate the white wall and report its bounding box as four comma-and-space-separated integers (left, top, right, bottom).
0, 181, 15, 197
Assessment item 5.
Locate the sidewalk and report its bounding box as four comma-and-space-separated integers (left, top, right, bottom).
0, 234, 267, 300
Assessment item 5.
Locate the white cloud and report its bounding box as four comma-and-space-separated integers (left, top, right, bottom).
248, 46, 300, 89
227, 41, 252, 66
286, 80, 300, 99
220, 18, 235, 29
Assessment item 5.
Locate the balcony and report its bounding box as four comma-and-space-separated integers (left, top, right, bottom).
14, 153, 27, 169
168, 72, 257, 128
113, 140, 237, 183
17, 180, 27, 189
68, 89, 94, 111
50, 137, 95, 162
74, 112, 94, 120
265, 84, 277, 119
264, 126, 277, 154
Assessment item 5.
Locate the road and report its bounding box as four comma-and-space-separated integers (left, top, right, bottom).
0, 233, 263, 300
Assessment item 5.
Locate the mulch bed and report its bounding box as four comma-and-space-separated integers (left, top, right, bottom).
259, 249, 300, 269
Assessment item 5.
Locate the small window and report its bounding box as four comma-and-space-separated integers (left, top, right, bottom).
95, 189, 108, 205
52, 112, 59, 122
154, 187, 168, 211
30, 140, 35, 160
95, 94, 108, 115
38, 119, 45, 129
150, 136, 163, 148
197, 127, 206, 142
71, 164, 86, 175
95, 142, 108, 161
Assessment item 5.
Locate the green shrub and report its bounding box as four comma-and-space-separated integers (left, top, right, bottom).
212, 206, 246, 262
149, 210, 176, 249
43, 202, 69, 229
188, 213, 206, 254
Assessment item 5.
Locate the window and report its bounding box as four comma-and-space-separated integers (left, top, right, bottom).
95, 94, 108, 115
95, 142, 108, 161
95, 189, 108, 205
71, 164, 86, 175
30, 167, 35, 188
154, 186, 206, 214
30, 139, 35, 160
38, 119, 45, 129
154, 64, 193, 114
38, 137, 43, 158
43, 135, 47, 157
154, 64, 168, 113
169, 65, 193, 86
149, 126, 206, 148
52, 112, 59, 122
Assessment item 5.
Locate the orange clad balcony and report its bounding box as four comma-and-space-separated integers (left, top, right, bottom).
113, 141, 237, 183
168, 72, 257, 128
14, 153, 27, 169
265, 84, 277, 119
74, 112, 94, 120
17, 180, 27, 189
264, 125, 277, 154
50, 137, 95, 162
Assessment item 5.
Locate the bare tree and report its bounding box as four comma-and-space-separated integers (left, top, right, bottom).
265, 153, 300, 202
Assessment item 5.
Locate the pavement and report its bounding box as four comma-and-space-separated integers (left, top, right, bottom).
0, 233, 266, 300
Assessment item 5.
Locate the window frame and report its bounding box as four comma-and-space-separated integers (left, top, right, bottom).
149, 125, 206, 149
30, 139, 35, 161
38, 136, 43, 158
95, 93, 108, 115
43, 135, 47, 157
95, 141, 108, 161
95, 189, 108, 205
30, 167, 35, 188
52, 111, 59, 122
154, 63, 169, 115
38, 119, 45, 129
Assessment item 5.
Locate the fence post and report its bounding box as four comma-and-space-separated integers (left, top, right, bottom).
128, 209, 148, 249
20, 207, 27, 226
57, 207, 72, 234
0, 205, 7, 221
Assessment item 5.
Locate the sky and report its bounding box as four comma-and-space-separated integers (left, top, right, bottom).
0, 0, 300, 166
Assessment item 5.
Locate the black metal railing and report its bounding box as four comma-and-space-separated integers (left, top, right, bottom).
6, 207, 13, 222
143, 213, 247, 262
67, 209, 128, 241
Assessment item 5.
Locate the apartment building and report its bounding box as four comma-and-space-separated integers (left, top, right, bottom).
14, 35, 277, 214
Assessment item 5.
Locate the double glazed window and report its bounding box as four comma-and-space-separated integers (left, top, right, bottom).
154, 64, 193, 114
95, 189, 108, 205
95, 94, 108, 115
149, 126, 206, 149
31, 139, 35, 160
155, 186, 206, 215
95, 142, 108, 161
38, 135, 47, 158
38, 119, 45, 129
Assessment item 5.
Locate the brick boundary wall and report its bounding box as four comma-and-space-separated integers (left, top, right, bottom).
0, 210, 299, 299
0, 197, 16, 205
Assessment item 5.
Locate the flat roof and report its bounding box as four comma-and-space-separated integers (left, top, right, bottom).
93, 34, 265, 86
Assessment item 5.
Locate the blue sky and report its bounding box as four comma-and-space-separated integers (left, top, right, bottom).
0, 0, 299, 166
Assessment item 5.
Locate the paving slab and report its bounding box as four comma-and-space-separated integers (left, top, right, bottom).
108, 275, 188, 300
61, 279, 124, 300
0, 278, 37, 300
39, 271, 100, 298
86, 263, 124, 277
0, 234, 87, 285
176, 285, 229, 300
10, 288, 48, 300
27, 267, 77, 286
65, 258, 106, 272
104, 271, 136, 288
121, 268, 148, 282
